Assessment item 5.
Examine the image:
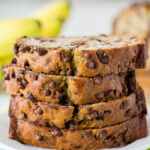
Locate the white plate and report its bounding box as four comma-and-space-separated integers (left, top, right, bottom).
0, 110, 150, 150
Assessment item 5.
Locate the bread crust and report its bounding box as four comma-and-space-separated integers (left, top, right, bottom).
9, 116, 148, 150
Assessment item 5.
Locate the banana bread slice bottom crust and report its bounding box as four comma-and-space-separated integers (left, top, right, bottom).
9, 116, 148, 150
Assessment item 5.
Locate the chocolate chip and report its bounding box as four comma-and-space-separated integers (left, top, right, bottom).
54, 91, 63, 99
16, 76, 22, 82
103, 110, 111, 119
83, 52, 91, 59
69, 123, 75, 130
120, 100, 128, 109
99, 130, 107, 139
124, 109, 130, 117
18, 45, 26, 53
66, 68, 73, 76
34, 107, 43, 115
97, 39, 102, 42
38, 48, 48, 56
18, 112, 27, 119
18, 92, 24, 97
11, 58, 17, 64
13, 43, 19, 56
23, 60, 30, 68
84, 132, 92, 139
96, 51, 109, 64
107, 90, 115, 98
95, 92, 104, 100
48, 105, 58, 110
35, 131, 43, 141
94, 77, 102, 84
46, 122, 50, 127
86, 61, 96, 69
4, 74, 10, 80
43, 89, 51, 96
54, 128, 63, 136
10, 71, 16, 78
30, 74, 38, 80
71, 41, 85, 47
18, 83, 25, 90
87, 108, 99, 119
26, 92, 37, 102
24, 46, 31, 52
48, 81, 56, 89
60, 53, 71, 63
90, 111, 99, 119
100, 56, 109, 64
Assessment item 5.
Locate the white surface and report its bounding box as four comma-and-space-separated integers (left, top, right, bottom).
0, 109, 150, 150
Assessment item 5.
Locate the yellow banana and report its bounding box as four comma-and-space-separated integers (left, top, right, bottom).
0, 19, 41, 59
33, 0, 70, 21
32, 0, 70, 36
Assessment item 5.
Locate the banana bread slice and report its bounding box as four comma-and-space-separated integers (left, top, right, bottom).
3, 66, 137, 105
11, 34, 148, 77
9, 116, 148, 150
113, 2, 150, 36
9, 87, 147, 129
113, 2, 150, 69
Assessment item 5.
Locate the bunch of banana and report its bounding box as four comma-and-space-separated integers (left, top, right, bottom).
0, 0, 70, 83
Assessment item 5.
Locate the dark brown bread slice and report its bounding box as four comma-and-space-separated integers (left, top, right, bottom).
9, 116, 148, 150
3, 66, 137, 105
11, 34, 148, 77
9, 88, 147, 129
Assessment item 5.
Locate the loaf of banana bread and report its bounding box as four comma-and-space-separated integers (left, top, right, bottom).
11, 34, 148, 77
3, 66, 137, 105
9, 87, 146, 129
9, 116, 148, 150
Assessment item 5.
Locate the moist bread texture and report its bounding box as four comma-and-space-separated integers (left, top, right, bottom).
9, 88, 147, 129
11, 34, 148, 77
3, 66, 137, 105
9, 116, 148, 150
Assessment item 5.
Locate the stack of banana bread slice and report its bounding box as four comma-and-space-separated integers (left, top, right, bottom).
3, 34, 148, 149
